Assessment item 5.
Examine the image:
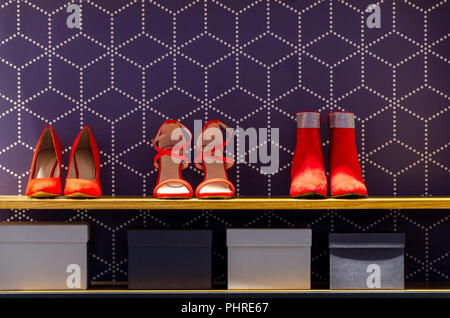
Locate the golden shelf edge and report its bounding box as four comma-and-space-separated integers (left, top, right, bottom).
0, 196, 449, 210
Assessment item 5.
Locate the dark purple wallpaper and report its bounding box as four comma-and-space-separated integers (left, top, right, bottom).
0, 0, 449, 285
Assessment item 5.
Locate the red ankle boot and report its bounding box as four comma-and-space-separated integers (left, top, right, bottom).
290, 112, 327, 198
328, 112, 367, 197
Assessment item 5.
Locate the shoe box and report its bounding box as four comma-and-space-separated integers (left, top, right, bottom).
0, 223, 89, 290
127, 229, 212, 289
329, 233, 405, 289
227, 228, 312, 289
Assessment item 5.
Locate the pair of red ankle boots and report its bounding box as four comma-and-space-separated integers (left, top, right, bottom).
25, 126, 101, 198
290, 111, 367, 198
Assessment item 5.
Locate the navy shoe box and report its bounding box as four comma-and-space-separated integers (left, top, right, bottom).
127, 229, 212, 289
329, 233, 405, 289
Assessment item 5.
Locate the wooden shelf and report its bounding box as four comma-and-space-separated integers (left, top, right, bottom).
0, 195, 448, 210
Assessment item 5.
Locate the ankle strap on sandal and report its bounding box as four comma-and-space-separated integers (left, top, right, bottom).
194, 120, 234, 170
152, 120, 192, 169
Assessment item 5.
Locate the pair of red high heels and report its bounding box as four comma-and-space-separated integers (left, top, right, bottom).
153, 120, 235, 199
25, 126, 101, 198
290, 111, 368, 198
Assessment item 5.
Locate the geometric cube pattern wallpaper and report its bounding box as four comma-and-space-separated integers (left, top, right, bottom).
0, 0, 448, 285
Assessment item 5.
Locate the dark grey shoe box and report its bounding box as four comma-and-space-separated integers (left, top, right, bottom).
329, 233, 405, 289
0, 223, 89, 290
127, 229, 212, 289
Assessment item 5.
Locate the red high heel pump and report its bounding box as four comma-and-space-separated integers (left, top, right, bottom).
25, 126, 63, 197
194, 120, 235, 199
64, 126, 102, 198
152, 120, 193, 199
328, 111, 367, 197
290, 112, 328, 198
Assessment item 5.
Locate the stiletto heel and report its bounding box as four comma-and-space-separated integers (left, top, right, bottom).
64, 126, 102, 198
25, 126, 63, 198
194, 120, 235, 199
152, 120, 193, 199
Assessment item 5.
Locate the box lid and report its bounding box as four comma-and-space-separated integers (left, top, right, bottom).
0, 223, 89, 243
227, 229, 312, 247
127, 229, 212, 247
329, 233, 405, 249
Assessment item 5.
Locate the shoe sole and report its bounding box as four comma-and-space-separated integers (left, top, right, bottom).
332, 192, 367, 198
28, 191, 60, 198
65, 192, 99, 198
292, 192, 327, 199
197, 195, 234, 199
157, 196, 193, 199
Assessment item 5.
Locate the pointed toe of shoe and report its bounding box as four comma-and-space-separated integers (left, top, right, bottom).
64, 178, 102, 198
290, 183, 328, 198
290, 169, 328, 198
331, 173, 367, 197
26, 178, 62, 197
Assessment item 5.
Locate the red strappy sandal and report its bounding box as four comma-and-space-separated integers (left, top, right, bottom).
152, 120, 194, 199
194, 120, 235, 199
